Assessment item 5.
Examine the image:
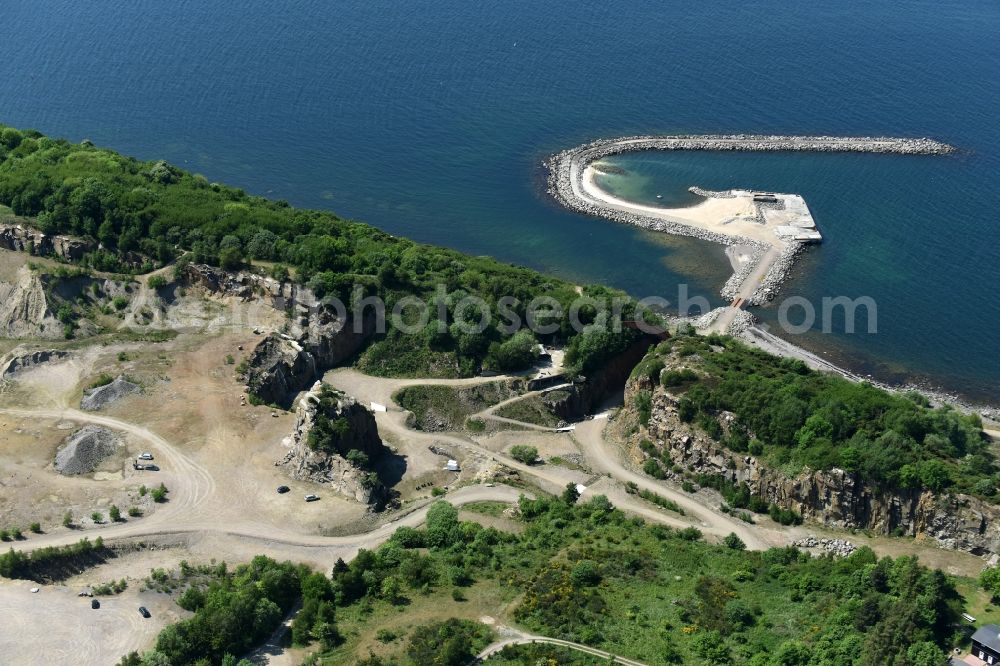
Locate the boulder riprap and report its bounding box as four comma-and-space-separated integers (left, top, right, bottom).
280, 381, 390, 507
55, 425, 122, 475
81, 376, 141, 411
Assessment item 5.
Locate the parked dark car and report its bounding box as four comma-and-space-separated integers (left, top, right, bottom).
276, 485, 290, 494
91, 599, 100, 609
138, 606, 151, 618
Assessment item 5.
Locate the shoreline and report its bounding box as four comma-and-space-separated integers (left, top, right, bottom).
720, 310, 999, 422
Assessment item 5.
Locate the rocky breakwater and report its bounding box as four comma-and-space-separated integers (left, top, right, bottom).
546, 134, 954, 304
620, 373, 1000, 558
181, 264, 377, 406
0, 223, 96, 260
280, 381, 390, 508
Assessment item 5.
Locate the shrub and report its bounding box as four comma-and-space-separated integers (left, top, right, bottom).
661, 368, 698, 387
128, 507, 143, 518
677, 527, 703, 541
406, 618, 492, 666
723, 533, 746, 550
29, 522, 41, 534
88, 373, 115, 390
634, 390, 652, 426
643, 458, 666, 479
509, 445, 538, 465
109, 505, 121, 522
151, 483, 169, 503
147, 275, 167, 289
91, 512, 103, 524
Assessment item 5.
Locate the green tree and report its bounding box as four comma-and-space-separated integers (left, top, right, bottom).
425, 502, 459, 548
981, 566, 1000, 600
109, 505, 121, 522
561, 482, 580, 504
406, 618, 492, 666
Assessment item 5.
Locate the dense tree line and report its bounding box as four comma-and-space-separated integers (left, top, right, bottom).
0, 537, 110, 582
0, 124, 643, 377
119, 556, 339, 666
649, 333, 988, 497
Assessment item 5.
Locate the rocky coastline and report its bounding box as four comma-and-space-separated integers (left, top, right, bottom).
620, 371, 1000, 558
546, 134, 955, 305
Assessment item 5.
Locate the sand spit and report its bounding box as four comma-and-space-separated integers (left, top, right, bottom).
546, 134, 956, 304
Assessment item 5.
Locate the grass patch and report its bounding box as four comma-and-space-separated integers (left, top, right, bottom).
395, 381, 522, 431
460, 501, 509, 518
495, 394, 562, 428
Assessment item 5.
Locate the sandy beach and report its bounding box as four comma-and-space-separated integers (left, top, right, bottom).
582, 165, 787, 247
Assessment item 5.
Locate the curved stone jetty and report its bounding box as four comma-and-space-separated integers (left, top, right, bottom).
546, 134, 955, 328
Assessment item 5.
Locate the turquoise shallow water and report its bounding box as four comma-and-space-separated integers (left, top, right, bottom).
0, 0, 998, 401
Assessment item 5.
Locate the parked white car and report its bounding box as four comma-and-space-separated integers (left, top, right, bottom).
138, 452, 154, 461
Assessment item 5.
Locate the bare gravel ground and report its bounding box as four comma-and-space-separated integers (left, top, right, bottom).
0, 579, 178, 665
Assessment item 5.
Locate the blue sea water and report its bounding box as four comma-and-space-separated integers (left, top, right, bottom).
0, 0, 998, 401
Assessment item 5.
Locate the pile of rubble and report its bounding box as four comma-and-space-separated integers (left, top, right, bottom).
55, 426, 122, 475
792, 535, 858, 557
81, 376, 141, 411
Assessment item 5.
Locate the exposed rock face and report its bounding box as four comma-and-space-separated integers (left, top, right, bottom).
622, 374, 1000, 557
55, 426, 122, 475
0, 266, 61, 338
1, 348, 69, 376
245, 335, 318, 407
81, 376, 141, 411
543, 335, 660, 421
0, 223, 96, 260
180, 264, 376, 406
280, 382, 388, 507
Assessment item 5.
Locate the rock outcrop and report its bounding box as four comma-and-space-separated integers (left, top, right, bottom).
543, 334, 661, 421
1, 348, 69, 376
244, 334, 318, 406
280, 382, 389, 507
180, 264, 376, 406
0, 223, 96, 260
0, 266, 61, 339
621, 373, 1000, 557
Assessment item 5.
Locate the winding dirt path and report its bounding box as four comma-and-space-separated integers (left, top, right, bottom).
572, 417, 780, 550
478, 626, 650, 665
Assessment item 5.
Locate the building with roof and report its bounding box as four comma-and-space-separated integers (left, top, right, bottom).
971, 624, 1000, 665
